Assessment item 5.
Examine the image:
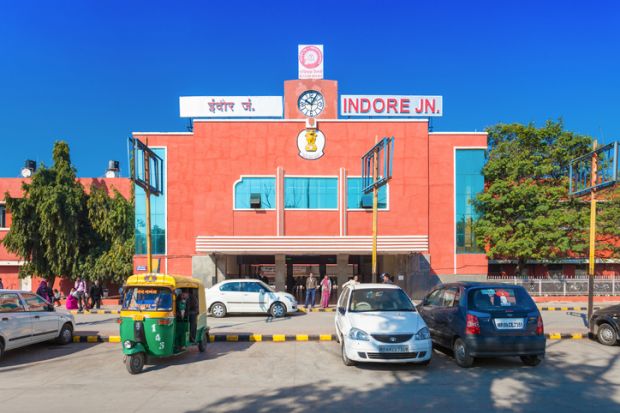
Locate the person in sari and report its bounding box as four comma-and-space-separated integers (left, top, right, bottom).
66, 288, 78, 310
320, 275, 332, 308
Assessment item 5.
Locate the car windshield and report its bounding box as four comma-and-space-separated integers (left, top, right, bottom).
349, 288, 415, 312
468, 287, 535, 311
122, 287, 173, 311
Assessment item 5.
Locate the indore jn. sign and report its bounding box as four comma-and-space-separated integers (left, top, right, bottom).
340, 95, 443, 117
179, 96, 283, 118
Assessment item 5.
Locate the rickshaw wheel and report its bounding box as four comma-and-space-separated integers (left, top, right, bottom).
126, 352, 145, 374
198, 331, 208, 353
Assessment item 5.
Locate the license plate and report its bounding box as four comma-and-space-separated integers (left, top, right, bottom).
378, 345, 409, 353
494, 318, 525, 329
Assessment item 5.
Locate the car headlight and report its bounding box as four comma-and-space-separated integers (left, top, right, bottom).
349, 328, 370, 341
414, 327, 431, 340
123, 340, 134, 349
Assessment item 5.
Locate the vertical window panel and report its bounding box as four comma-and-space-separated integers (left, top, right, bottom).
455, 149, 485, 254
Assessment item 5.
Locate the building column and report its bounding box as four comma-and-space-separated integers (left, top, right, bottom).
336, 254, 349, 288
192, 254, 226, 288
275, 254, 286, 292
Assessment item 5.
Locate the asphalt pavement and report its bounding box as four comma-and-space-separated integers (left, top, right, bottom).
1, 336, 619, 412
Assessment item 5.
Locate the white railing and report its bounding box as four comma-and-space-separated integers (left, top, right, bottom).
487, 275, 618, 296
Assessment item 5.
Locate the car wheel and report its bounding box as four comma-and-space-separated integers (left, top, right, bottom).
597, 323, 618, 346
198, 330, 208, 353
125, 352, 145, 375
520, 355, 543, 366
270, 302, 286, 318
341, 339, 355, 366
210, 302, 227, 318
56, 323, 73, 345
453, 338, 474, 368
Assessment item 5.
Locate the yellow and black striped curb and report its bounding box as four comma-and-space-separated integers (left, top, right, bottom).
72, 332, 590, 343
70, 310, 121, 315
73, 335, 121, 343
538, 306, 599, 311
208, 333, 335, 342
545, 332, 589, 340
72, 334, 335, 343
298, 308, 335, 313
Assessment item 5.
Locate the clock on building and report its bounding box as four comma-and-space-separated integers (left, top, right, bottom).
297, 90, 325, 117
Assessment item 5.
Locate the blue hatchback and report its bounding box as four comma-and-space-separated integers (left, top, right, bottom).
417, 282, 546, 367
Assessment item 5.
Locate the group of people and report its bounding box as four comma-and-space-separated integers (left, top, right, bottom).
304, 272, 334, 309
303, 272, 394, 310
35, 277, 105, 312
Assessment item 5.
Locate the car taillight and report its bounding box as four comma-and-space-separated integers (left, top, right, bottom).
536, 315, 544, 335
466, 313, 480, 335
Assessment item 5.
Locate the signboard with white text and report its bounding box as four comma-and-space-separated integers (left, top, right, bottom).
340, 95, 443, 117
298, 44, 324, 79
179, 96, 283, 118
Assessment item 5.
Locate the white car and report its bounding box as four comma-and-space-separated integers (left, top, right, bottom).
206, 279, 298, 318
0, 290, 75, 360
335, 283, 432, 366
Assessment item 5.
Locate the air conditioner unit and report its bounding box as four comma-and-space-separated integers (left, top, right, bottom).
250, 193, 262, 209
360, 194, 373, 208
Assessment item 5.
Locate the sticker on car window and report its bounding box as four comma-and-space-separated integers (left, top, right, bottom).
480, 289, 495, 295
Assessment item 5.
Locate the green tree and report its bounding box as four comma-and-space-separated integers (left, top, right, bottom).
80, 185, 134, 283
597, 186, 620, 257
473, 120, 592, 274
3, 141, 135, 285
3, 141, 86, 285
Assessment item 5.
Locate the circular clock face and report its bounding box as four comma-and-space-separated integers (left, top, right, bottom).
297, 90, 325, 117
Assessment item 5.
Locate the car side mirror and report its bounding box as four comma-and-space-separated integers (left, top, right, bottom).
47, 304, 55, 312
259, 289, 265, 294
338, 307, 346, 315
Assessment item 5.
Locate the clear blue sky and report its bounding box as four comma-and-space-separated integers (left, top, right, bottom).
1, 1, 618, 177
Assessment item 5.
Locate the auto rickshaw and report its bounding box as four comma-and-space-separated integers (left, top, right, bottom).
119, 274, 208, 374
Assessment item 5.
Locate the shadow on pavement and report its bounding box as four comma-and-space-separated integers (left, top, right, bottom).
139, 341, 256, 373
186, 342, 620, 413
0, 341, 97, 372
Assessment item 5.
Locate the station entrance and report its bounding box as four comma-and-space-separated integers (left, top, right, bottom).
236, 254, 375, 305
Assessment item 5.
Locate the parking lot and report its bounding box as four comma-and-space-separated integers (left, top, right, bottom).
70, 305, 595, 338
0, 335, 619, 413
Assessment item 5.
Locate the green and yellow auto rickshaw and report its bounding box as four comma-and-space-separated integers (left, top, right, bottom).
120, 274, 208, 374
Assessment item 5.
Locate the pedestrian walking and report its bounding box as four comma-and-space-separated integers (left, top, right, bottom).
381, 273, 393, 284
36, 279, 54, 303
74, 277, 87, 312
304, 272, 318, 309
89, 280, 104, 309
320, 275, 332, 308
0, 277, 4, 289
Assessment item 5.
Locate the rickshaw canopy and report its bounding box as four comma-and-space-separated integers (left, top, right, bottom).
123, 273, 206, 313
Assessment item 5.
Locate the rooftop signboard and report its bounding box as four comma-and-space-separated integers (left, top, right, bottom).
340, 95, 443, 117
179, 96, 283, 118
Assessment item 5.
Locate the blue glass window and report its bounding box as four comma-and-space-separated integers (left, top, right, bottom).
234, 177, 276, 209
284, 177, 337, 209
455, 149, 485, 253
135, 148, 166, 255
347, 177, 387, 209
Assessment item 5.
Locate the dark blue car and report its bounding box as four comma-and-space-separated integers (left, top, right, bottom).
417, 282, 546, 367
